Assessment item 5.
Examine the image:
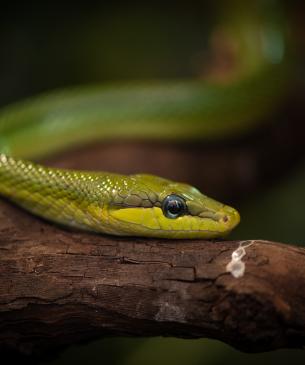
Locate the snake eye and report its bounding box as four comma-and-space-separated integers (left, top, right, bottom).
162, 194, 187, 219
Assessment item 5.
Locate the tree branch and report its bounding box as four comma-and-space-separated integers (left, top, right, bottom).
0, 199, 305, 356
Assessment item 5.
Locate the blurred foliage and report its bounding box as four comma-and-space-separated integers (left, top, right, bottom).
232, 163, 305, 244
1, 0, 305, 364
0, 2, 214, 105
45, 337, 305, 365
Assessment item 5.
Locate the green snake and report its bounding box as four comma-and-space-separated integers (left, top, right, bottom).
0, 3, 290, 238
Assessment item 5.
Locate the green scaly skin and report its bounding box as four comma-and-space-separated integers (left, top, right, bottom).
0, 154, 239, 238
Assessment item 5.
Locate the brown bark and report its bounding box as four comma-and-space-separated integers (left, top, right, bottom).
0, 197, 305, 356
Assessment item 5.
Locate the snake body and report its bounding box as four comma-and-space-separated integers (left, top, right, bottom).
0, 3, 290, 238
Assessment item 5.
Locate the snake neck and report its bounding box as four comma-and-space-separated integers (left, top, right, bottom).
0, 154, 113, 232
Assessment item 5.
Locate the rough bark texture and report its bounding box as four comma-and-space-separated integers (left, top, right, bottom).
0, 197, 305, 356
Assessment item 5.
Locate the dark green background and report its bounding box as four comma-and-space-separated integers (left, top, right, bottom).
1, 1, 304, 364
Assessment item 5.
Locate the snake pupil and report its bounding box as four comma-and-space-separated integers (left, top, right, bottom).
162, 194, 186, 219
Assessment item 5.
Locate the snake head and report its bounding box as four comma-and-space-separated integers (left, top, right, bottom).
107, 174, 240, 239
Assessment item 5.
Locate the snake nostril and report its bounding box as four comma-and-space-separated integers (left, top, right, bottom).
223, 215, 229, 223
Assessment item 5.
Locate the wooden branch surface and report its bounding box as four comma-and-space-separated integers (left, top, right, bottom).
0, 197, 305, 355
